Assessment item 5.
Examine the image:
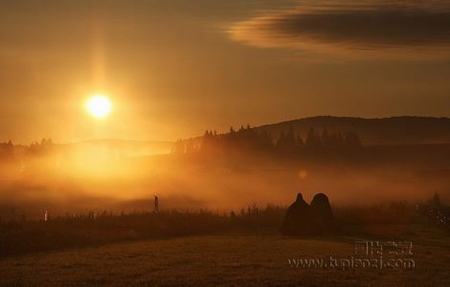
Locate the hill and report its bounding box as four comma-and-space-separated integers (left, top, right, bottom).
73, 139, 173, 156
252, 116, 450, 145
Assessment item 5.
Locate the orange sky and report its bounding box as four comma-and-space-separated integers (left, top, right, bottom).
1, 0, 450, 143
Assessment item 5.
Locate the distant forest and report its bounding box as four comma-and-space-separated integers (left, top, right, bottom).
172, 126, 362, 156
0, 138, 54, 159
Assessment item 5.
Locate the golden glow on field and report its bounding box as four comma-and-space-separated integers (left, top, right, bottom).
86, 94, 112, 119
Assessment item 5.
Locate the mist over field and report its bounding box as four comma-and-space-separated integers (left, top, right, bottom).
1, 117, 449, 220
2, 1, 450, 285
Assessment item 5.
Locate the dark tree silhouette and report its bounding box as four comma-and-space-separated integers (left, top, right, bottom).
171, 125, 364, 158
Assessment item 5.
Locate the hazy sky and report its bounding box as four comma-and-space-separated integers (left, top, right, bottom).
1, 0, 450, 143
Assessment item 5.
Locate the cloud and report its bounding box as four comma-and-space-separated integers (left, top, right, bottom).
229, 2, 450, 59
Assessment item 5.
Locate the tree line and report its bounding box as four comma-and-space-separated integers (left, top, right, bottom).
0, 138, 54, 158
172, 125, 362, 156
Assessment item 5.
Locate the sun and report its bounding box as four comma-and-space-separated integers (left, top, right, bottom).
86, 94, 112, 119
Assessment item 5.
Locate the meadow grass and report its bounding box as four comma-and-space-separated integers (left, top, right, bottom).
0, 230, 449, 287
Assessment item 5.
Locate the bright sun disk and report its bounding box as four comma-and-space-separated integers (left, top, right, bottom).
86, 95, 112, 119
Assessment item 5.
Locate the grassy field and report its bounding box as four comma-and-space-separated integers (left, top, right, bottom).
1, 230, 449, 287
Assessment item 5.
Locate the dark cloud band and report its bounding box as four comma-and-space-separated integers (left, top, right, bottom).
229, 4, 450, 58
274, 9, 450, 47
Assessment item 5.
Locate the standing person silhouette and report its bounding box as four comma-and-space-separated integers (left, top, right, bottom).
154, 194, 159, 213
44, 209, 48, 222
